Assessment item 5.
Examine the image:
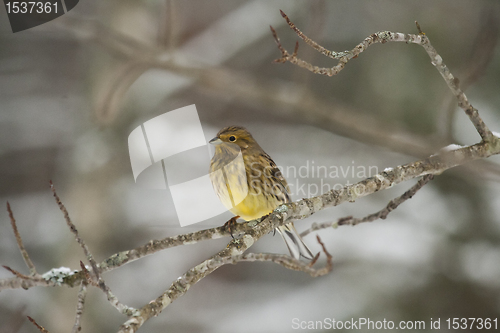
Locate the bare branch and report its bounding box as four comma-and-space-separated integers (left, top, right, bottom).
99, 224, 243, 273
0, 275, 53, 290
50, 182, 136, 317
414, 23, 494, 143
415, 21, 424, 35
118, 232, 334, 332
339, 174, 434, 225
118, 236, 248, 332
268, 141, 500, 239
27, 316, 50, 333
49, 15, 500, 182
6, 202, 37, 275
3, 139, 499, 295
71, 282, 87, 333
49, 181, 100, 280
239, 235, 333, 277
274, 11, 494, 142
279, 9, 340, 60
0, 223, 248, 292
101, 172, 430, 272
2, 265, 32, 280
82, 259, 136, 316
302, 174, 434, 236
79, 261, 96, 287
438, 12, 499, 142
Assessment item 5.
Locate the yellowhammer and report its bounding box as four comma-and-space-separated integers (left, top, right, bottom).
209, 126, 313, 259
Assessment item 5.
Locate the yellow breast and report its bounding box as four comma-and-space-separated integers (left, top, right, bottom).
209, 152, 281, 221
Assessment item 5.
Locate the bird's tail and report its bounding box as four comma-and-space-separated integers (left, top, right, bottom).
277, 223, 314, 260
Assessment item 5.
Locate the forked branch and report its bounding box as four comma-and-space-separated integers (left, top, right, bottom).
302, 174, 435, 236
272, 11, 494, 142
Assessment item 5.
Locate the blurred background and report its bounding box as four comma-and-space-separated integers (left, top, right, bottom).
1, 1, 500, 332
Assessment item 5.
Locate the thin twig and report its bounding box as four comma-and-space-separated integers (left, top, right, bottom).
71, 282, 88, 333
279, 9, 338, 60
6, 202, 37, 275
79, 260, 135, 316
118, 235, 254, 333
79, 261, 97, 287
292, 1, 327, 89
301, 174, 434, 236
50, 181, 136, 316
338, 174, 434, 225
438, 11, 499, 142
239, 235, 333, 277
49, 181, 100, 280
27, 316, 50, 333
415, 21, 424, 35
2, 265, 32, 279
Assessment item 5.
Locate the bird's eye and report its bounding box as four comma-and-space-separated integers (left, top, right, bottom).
229, 135, 236, 142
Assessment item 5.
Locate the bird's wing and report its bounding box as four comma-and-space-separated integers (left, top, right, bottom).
261, 153, 292, 203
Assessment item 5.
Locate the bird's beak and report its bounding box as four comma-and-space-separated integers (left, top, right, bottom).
209, 137, 222, 145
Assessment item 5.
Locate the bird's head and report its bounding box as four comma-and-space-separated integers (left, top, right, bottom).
209, 126, 260, 151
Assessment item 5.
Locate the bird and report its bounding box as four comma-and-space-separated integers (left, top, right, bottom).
209, 126, 313, 260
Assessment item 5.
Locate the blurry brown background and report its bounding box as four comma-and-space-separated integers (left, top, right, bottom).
1, 1, 500, 332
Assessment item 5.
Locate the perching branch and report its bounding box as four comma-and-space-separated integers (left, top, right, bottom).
118, 139, 500, 332
2, 139, 499, 331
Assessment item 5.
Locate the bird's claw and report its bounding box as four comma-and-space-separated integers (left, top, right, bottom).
224, 216, 240, 239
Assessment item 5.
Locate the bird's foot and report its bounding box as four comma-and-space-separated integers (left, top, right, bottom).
223, 216, 240, 239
